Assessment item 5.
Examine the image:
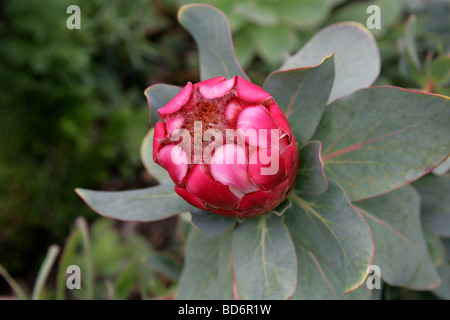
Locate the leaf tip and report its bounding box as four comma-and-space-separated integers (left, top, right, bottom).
74, 187, 83, 197
177, 3, 224, 23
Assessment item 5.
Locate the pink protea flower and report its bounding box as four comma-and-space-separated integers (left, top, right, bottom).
151, 75, 299, 218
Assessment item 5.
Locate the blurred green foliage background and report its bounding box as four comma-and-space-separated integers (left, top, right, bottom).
0, 0, 183, 276
0, 0, 449, 299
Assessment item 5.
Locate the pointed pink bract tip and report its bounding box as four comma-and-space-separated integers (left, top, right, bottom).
236, 76, 271, 102
199, 77, 235, 99
194, 76, 226, 88
158, 82, 192, 116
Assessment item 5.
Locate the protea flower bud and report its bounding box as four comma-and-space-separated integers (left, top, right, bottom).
152, 76, 299, 218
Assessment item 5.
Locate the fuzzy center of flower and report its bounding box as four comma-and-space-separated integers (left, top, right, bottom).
184, 101, 224, 136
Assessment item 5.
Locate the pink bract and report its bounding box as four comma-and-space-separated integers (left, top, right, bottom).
150, 75, 299, 218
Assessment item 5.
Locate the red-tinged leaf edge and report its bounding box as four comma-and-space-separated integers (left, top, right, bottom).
330, 180, 375, 295
320, 85, 449, 201
263, 53, 335, 109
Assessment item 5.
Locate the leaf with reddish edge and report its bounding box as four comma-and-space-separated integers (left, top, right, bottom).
296, 141, 328, 194
263, 55, 334, 147
281, 22, 380, 103
232, 213, 297, 300
176, 227, 233, 300
354, 185, 441, 291
291, 246, 379, 300
313, 86, 450, 201
413, 174, 450, 238
178, 4, 250, 81
144, 84, 182, 127
75, 183, 193, 222
285, 180, 374, 297
190, 210, 237, 237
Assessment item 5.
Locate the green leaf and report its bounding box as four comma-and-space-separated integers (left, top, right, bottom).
87, 219, 126, 276
296, 141, 328, 194
329, 0, 404, 38
355, 185, 441, 290
75, 217, 94, 300
291, 248, 379, 300
144, 84, 182, 127
76, 182, 191, 222
178, 0, 246, 32
403, 15, 421, 70
140, 128, 170, 183
264, 55, 334, 146
233, 0, 278, 26
276, 0, 333, 29
431, 54, 450, 86
232, 213, 297, 300
56, 226, 81, 300
270, 199, 293, 217
422, 225, 445, 267
144, 253, 182, 283
290, 245, 340, 299
437, 87, 450, 97
113, 261, 137, 300
138, 262, 153, 300
397, 15, 424, 87
190, 210, 236, 237
233, 29, 256, 69
31, 245, 60, 300
176, 227, 233, 300
281, 22, 380, 103
313, 86, 450, 201
343, 282, 381, 300
285, 180, 374, 297
413, 174, 450, 237
433, 239, 450, 299
248, 24, 299, 66
178, 4, 249, 81
0, 265, 28, 300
